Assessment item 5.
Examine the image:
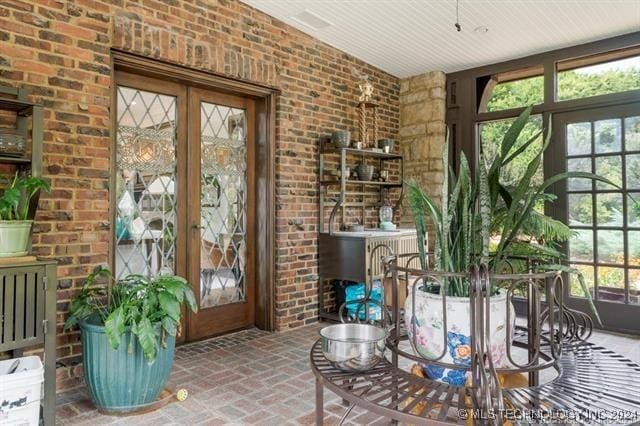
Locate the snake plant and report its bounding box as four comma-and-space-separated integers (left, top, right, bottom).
65, 267, 197, 362
408, 106, 615, 322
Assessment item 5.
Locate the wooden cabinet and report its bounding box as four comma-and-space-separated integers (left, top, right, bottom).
318, 230, 422, 321
0, 86, 55, 425
0, 260, 57, 425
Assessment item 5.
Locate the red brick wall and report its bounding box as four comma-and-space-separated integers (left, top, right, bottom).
0, 0, 399, 390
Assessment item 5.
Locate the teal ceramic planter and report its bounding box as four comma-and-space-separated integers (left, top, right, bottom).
79, 317, 175, 413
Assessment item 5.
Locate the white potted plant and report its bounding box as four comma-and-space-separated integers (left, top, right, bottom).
0, 173, 50, 257
405, 106, 611, 386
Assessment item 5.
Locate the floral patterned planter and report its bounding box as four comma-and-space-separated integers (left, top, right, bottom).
404, 289, 514, 386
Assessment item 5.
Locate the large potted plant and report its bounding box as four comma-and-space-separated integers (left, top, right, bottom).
0, 173, 50, 257
64, 267, 197, 413
405, 106, 611, 386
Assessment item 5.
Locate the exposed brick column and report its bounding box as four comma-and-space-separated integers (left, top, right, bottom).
398, 72, 446, 235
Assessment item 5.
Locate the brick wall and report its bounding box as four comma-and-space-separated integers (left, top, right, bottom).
398, 72, 446, 234
0, 0, 399, 390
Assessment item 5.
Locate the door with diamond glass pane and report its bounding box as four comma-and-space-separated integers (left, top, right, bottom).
114, 74, 187, 281
187, 88, 255, 339
553, 102, 640, 333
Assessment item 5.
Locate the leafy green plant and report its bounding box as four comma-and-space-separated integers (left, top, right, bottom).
64, 267, 197, 362
0, 173, 51, 221
408, 106, 615, 309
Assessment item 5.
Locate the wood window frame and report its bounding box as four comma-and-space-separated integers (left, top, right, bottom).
109, 50, 279, 332
447, 32, 640, 330
447, 31, 640, 172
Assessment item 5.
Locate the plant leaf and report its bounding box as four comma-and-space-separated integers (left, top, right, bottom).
478, 154, 491, 264
500, 105, 533, 161
161, 315, 177, 336
132, 316, 158, 363
158, 291, 181, 321
105, 306, 125, 350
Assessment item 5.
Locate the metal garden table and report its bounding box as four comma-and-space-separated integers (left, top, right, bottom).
311, 250, 640, 425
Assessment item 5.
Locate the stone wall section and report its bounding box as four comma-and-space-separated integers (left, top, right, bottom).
398, 71, 446, 236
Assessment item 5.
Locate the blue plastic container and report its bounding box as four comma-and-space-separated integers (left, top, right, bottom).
343, 280, 383, 320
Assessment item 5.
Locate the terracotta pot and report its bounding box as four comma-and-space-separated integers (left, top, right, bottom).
404, 288, 515, 386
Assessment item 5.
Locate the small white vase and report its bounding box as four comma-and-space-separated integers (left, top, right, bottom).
404, 287, 515, 386
0, 220, 33, 257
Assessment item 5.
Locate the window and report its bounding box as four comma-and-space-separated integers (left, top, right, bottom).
479, 115, 544, 189
557, 48, 640, 101
479, 66, 544, 113
449, 37, 640, 331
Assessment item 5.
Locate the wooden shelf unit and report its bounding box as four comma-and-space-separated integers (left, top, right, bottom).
318, 135, 420, 322
318, 137, 405, 234
0, 86, 55, 426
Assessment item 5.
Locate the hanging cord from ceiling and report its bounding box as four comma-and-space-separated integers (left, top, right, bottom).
454, 0, 462, 32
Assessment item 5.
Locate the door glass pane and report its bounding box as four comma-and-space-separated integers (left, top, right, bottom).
569, 229, 593, 262
595, 193, 623, 227
564, 109, 640, 314
597, 266, 625, 303
199, 102, 247, 309
597, 229, 624, 264
566, 122, 591, 156
628, 269, 640, 304
626, 116, 640, 151
115, 86, 177, 280
595, 155, 622, 190
568, 193, 592, 225
567, 157, 592, 191
628, 193, 640, 227
569, 264, 593, 298
629, 231, 640, 266
626, 154, 640, 189
594, 119, 621, 153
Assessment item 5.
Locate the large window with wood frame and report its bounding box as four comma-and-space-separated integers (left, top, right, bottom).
557, 47, 640, 101
480, 67, 544, 113
447, 34, 640, 332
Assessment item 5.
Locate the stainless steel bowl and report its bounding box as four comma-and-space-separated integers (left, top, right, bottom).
320, 323, 388, 372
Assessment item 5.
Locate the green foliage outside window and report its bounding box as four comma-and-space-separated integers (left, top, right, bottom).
482, 61, 640, 301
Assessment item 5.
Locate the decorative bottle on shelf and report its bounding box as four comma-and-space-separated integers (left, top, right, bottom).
379, 195, 395, 230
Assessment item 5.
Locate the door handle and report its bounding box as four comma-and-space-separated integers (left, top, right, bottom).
192, 224, 204, 230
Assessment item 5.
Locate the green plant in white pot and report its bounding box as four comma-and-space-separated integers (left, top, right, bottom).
0, 173, 50, 257
405, 106, 614, 386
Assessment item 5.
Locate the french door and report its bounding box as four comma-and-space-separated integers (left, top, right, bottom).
114, 72, 255, 341
553, 102, 640, 333
187, 88, 255, 340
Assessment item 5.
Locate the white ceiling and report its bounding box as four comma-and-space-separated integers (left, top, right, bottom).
243, 0, 640, 77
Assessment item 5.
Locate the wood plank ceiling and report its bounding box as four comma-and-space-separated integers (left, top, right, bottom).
243, 0, 640, 77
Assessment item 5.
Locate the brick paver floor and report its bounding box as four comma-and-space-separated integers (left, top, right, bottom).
56, 322, 640, 425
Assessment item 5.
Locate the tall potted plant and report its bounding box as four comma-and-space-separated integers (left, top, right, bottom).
65, 268, 197, 413
0, 173, 50, 257
405, 106, 611, 385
